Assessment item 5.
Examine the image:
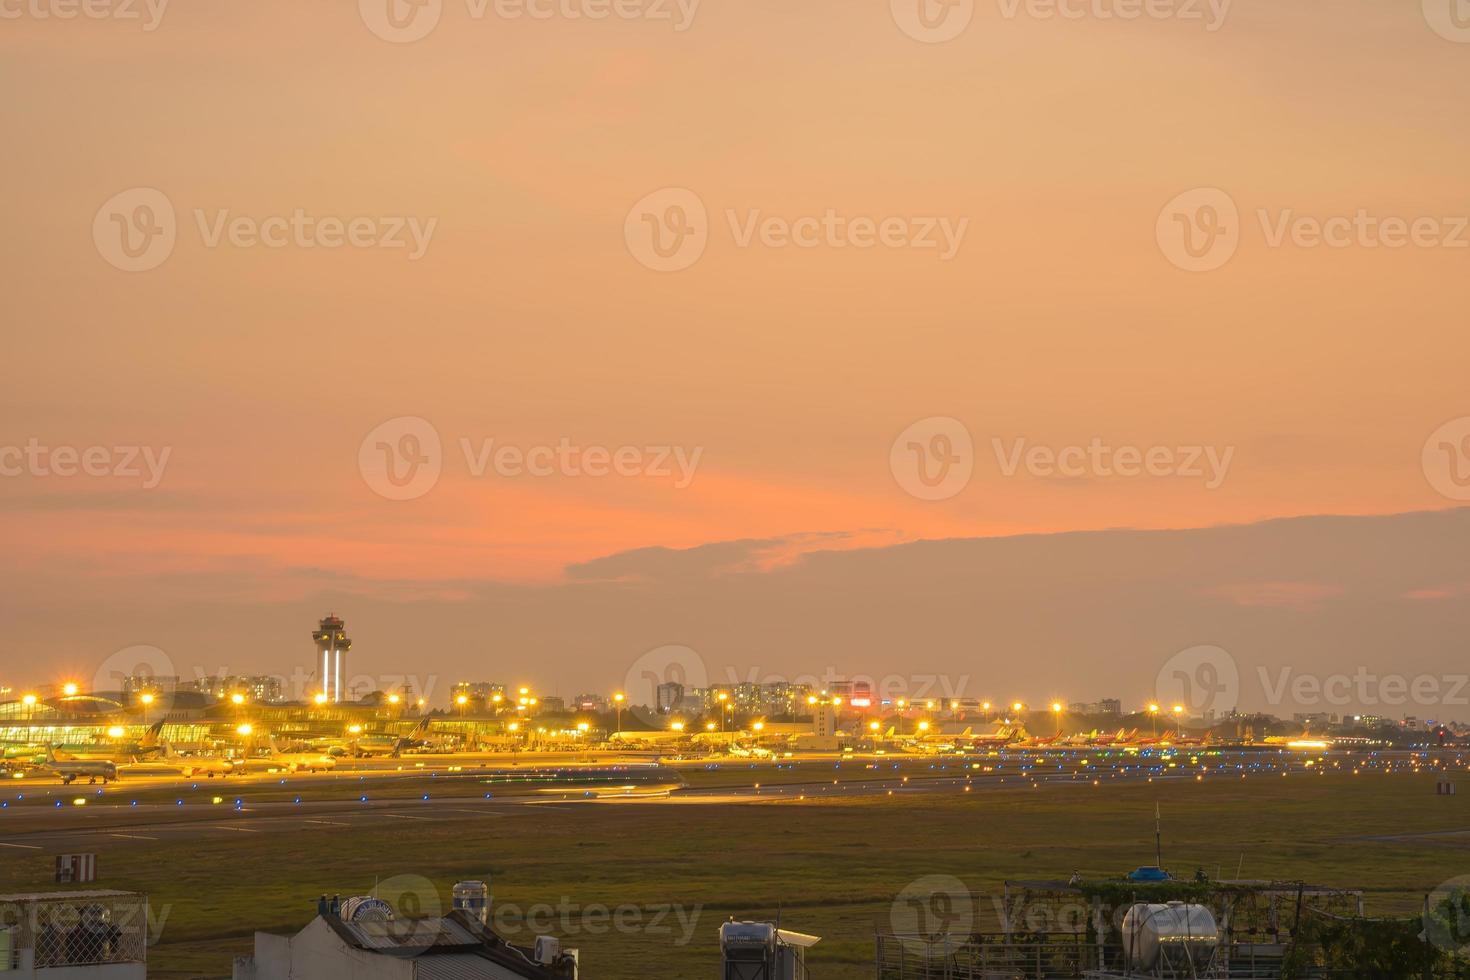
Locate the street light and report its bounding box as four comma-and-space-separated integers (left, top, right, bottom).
62, 683, 79, 697
314, 692, 329, 705
671, 721, 685, 733
22, 693, 36, 724
456, 694, 469, 717
1051, 702, 1063, 736
236, 723, 253, 737
388, 693, 401, 706
107, 725, 125, 739
1172, 704, 1184, 736
613, 693, 625, 734
1148, 703, 1160, 737
139, 692, 155, 726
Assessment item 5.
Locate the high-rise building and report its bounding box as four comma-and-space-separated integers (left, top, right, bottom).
656, 681, 684, 714
312, 614, 352, 703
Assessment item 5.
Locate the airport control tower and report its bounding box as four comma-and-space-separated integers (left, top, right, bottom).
312, 614, 352, 703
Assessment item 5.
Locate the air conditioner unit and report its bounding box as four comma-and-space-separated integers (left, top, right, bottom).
534, 935, 561, 965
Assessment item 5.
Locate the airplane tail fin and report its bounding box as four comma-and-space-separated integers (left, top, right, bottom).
140, 720, 165, 749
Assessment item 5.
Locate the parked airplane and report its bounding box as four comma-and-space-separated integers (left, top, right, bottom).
48, 721, 166, 763
160, 741, 239, 778
265, 736, 337, 773
44, 746, 119, 785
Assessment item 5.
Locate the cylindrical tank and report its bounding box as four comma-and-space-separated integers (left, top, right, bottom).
452, 881, 491, 925
340, 897, 394, 923
720, 921, 776, 954
1122, 903, 1218, 970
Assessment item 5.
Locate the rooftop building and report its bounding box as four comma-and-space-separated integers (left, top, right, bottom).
234, 909, 579, 980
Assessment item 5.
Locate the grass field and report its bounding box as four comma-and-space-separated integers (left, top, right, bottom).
1, 767, 1466, 978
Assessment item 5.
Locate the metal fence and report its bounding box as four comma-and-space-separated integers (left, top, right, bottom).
0, 893, 147, 970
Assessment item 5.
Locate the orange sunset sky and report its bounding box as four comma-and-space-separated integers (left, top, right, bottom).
2, 0, 1468, 712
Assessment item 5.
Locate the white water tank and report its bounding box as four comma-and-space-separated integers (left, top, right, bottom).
452, 881, 491, 925
1122, 903, 1218, 971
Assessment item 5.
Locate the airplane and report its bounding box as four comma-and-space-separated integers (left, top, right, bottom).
47, 721, 166, 763
44, 746, 119, 785
264, 736, 337, 773
322, 718, 432, 758
159, 741, 239, 778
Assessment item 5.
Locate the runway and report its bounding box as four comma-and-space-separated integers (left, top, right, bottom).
0, 746, 1425, 851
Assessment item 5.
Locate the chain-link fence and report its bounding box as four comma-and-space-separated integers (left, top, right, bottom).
0, 892, 147, 969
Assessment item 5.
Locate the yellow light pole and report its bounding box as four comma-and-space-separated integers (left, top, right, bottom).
22, 693, 37, 724
717, 691, 729, 733
1051, 702, 1063, 737
139, 692, 155, 726
1148, 703, 1160, 737
982, 701, 992, 723
62, 682, 79, 698
456, 694, 469, 718
613, 692, 625, 734
1172, 704, 1184, 736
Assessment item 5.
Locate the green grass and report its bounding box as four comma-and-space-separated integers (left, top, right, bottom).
2, 769, 1466, 979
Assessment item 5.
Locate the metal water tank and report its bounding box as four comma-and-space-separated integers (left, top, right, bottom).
340, 896, 395, 922
1122, 903, 1219, 971
452, 881, 491, 925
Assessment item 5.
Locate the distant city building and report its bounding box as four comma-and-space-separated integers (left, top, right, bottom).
656, 682, 684, 715
1293, 712, 1338, 727
311, 614, 352, 704
1068, 699, 1122, 716
121, 674, 179, 699
539, 696, 565, 714
186, 675, 284, 704
813, 704, 838, 738
573, 694, 607, 713
452, 682, 506, 706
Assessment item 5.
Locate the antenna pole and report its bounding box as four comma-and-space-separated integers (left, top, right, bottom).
1154, 803, 1162, 869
